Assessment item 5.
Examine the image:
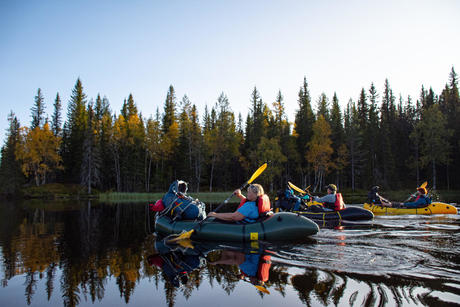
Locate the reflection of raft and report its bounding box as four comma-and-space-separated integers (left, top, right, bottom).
292, 207, 374, 221
155, 212, 319, 242
363, 202, 458, 215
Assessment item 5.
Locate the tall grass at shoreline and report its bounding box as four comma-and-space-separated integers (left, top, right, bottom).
98, 189, 459, 204
98, 191, 241, 203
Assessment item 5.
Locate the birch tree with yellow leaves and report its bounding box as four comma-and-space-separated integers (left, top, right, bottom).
306, 115, 334, 192
15, 123, 62, 186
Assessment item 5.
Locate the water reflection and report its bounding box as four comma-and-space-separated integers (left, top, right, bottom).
0, 200, 459, 306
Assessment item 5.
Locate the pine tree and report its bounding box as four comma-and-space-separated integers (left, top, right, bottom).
293, 77, 315, 186
160, 86, 179, 186
31, 88, 45, 130
417, 104, 452, 189
81, 103, 101, 193
356, 87, 370, 186
439, 67, 460, 188
162, 85, 176, 135
344, 100, 363, 191
51, 93, 62, 136
367, 83, 381, 184
61, 78, 88, 182
0, 111, 24, 195
330, 93, 345, 186
244, 87, 267, 157
379, 79, 397, 187
316, 93, 329, 122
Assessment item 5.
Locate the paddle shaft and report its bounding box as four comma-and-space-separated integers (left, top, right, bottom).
195, 182, 250, 229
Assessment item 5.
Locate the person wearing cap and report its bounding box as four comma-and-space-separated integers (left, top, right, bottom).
313, 184, 346, 211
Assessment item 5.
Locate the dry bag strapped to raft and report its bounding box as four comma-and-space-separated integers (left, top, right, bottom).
161, 180, 206, 220
275, 189, 302, 211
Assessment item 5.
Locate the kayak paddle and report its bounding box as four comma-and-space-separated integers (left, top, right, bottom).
404, 181, 428, 202
166, 163, 268, 243
288, 181, 306, 194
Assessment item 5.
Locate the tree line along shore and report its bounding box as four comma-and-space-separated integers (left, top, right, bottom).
0, 67, 459, 200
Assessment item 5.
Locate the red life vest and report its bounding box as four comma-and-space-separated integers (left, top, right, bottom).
257, 255, 271, 282
237, 194, 272, 216
240, 254, 272, 282
334, 193, 346, 211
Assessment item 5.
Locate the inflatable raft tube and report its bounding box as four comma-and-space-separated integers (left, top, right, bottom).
155, 212, 319, 242
363, 202, 458, 215
292, 206, 374, 221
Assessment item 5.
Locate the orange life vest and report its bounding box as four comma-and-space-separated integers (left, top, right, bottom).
240, 254, 272, 282
334, 193, 346, 211
237, 194, 272, 216
257, 255, 271, 282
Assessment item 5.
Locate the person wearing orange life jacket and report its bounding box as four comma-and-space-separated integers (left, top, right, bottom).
383, 186, 431, 208
208, 183, 271, 223
209, 250, 272, 287
313, 184, 346, 211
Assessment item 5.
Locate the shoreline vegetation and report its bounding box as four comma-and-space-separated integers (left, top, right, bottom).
8, 183, 459, 205
1, 69, 460, 201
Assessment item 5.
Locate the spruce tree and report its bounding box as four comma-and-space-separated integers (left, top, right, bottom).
344, 100, 363, 191
62, 78, 88, 182
367, 83, 381, 184
81, 103, 101, 193
294, 77, 315, 186
330, 92, 345, 185
31, 88, 45, 130
379, 79, 397, 187
0, 112, 24, 195
51, 93, 62, 136
316, 93, 329, 122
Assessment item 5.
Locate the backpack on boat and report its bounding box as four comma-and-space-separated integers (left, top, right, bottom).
162, 180, 206, 220
275, 189, 302, 211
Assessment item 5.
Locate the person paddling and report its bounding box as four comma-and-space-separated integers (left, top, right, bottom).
382, 186, 431, 208
210, 249, 271, 292
313, 184, 346, 211
367, 186, 392, 207
208, 184, 271, 223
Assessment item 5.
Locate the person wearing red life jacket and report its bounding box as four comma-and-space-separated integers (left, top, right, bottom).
383, 186, 431, 208
210, 250, 272, 288
208, 183, 270, 223
313, 184, 346, 211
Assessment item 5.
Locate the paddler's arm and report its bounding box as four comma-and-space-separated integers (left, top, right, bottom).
233, 189, 246, 201
208, 211, 245, 222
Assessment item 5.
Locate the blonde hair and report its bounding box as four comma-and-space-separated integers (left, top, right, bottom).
248, 184, 264, 196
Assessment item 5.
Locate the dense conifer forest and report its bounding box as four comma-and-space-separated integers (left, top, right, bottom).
0, 68, 459, 195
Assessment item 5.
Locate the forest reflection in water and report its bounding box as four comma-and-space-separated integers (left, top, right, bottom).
0, 200, 459, 307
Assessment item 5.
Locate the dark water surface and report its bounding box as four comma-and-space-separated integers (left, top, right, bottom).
0, 201, 459, 307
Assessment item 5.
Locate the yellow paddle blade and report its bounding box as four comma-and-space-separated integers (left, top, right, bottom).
288, 181, 306, 195
248, 163, 267, 184
419, 181, 428, 189
254, 285, 270, 294
166, 229, 194, 243
177, 239, 194, 249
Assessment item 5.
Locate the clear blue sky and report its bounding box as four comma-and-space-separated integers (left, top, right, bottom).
1, 0, 459, 146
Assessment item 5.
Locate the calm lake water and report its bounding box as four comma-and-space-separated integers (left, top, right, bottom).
0, 200, 459, 307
